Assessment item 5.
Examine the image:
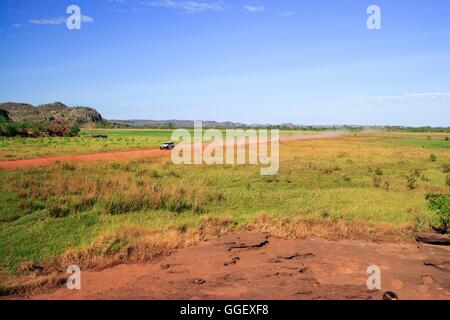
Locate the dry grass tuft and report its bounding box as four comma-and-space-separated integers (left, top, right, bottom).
245, 214, 415, 242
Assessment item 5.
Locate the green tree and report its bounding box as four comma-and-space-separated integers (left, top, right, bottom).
67, 125, 81, 137
0, 116, 16, 137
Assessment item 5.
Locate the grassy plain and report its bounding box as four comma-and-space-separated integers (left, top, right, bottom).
0, 130, 449, 290
0, 129, 173, 161
0, 128, 319, 161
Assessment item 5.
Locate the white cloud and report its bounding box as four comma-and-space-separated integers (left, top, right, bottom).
29, 17, 66, 25
81, 15, 94, 23
349, 93, 450, 104
145, 0, 226, 14
243, 4, 265, 12
12, 23, 23, 28
29, 15, 94, 25
280, 11, 294, 17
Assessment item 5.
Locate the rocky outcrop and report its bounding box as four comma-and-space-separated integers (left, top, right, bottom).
416, 232, 450, 246
0, 102, 105, 126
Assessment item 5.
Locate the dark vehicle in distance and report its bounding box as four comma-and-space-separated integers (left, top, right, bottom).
160, 142, 175, 150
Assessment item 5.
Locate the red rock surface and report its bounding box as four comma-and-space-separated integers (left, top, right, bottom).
26, 233, 450, 300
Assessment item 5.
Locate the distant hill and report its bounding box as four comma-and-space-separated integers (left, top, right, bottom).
0, 102, 104, 126
110, 120, 356, 130
110, 119, 249, 129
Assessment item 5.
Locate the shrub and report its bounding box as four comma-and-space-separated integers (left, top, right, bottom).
164, 196, 192, 213
0, 116, 16, 136
372, 175, 382, 188
410, 169, 420, 178
48, 121, 67, 136
406, 175, 417, 190
446, 176, 450, 187
49, 204, 72, 218
67, 125, 80, 137
62, 163, 76, 171
150, 170, 160, 178
425, 193, 450, 233
322, 167, 333, 174
103, 193, 147, 215
374, 167, 383, 176
430, 154, 437, 162
18, 198, 45, 214
73, 198, 97, 212
442, 164, 450, 173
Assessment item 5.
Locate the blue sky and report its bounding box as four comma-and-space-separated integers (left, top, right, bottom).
0, 0, 449, 125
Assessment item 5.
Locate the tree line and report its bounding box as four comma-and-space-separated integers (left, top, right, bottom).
0, 115, 80, 137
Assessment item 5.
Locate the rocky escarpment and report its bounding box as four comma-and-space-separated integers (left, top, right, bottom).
0, 102, 105, 126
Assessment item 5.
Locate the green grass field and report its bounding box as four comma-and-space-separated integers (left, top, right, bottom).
0, 129, 173, 160
0, 130, 449, 288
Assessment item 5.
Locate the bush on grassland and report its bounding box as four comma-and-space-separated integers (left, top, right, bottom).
426, 193, 450, 233
0, 116, 16, 136
442, 164, 450, 173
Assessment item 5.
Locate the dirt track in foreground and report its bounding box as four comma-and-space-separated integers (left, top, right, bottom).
28, 233, 450, 300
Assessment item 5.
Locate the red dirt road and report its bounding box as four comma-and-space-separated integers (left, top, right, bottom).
28, 233, 450, 300
0, 148, 168, 170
